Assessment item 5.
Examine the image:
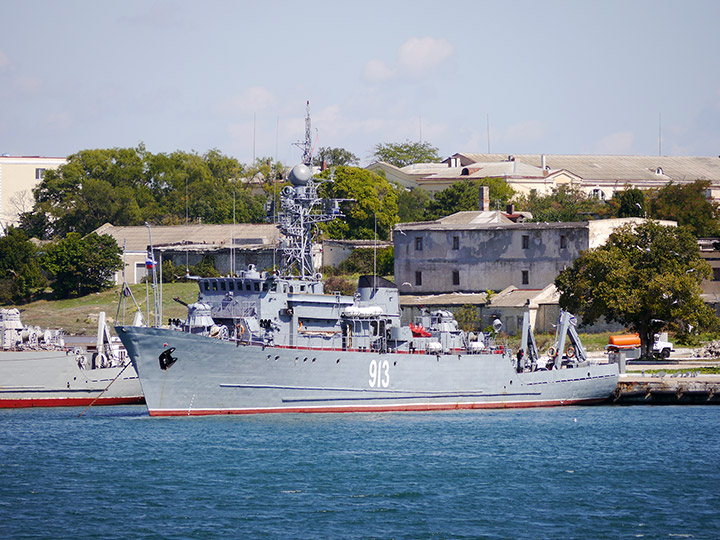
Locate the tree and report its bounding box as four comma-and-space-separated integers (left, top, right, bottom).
311, 147, 359, 167
398, 187, 431, 223
31, 146, 266, 238
317, 166, 400, 240
614, 187, 646, 218
40, 233, 123, 298
17, 210, 53, 240
372, 140, 441, 168
649, 180, 720, 238
0, 227, 46, 304
425, 179, 515, 221
517, 185, 608, 222
555, 221, 718, 357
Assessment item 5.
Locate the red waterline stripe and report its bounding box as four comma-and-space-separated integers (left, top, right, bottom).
149, 398, 606, 416
0, 396, 145, 408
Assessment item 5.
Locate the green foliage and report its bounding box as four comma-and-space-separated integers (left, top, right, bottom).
323, 275, 357, 296
517, 185, 609, 222
614, 187, 647, 218
555, 221, 719, 357
454, 305, 482, 332
160, 259, 190, 283
30, 145, 267, 238
17, 210, 53, 240
318, 166, 400, 240
189, 255, 221, 278
372, 140, 441, 168
649, 180, 720, 237
40, 233, 123, 298
311, 147, 359, 167
397, 187, 431, 223
0, 227, 47, 304
332, 247, 394, 276
425, 179, 516, 221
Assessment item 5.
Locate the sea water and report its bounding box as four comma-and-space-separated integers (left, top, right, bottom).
1, 405, 719, 540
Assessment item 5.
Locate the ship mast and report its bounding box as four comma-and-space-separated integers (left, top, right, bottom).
276, 102, 343, 280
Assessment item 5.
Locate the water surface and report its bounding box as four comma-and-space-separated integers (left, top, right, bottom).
1, 405, 718, 539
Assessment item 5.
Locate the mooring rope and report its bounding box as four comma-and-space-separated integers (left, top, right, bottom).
77, 361, 133, 418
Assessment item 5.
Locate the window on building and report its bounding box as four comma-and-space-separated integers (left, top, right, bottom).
522, 235, 530, 249
415, 237, 423, 251
714, 268, 720, 281
522, 270, 529, 285
452, 236, 459, 250
452, 270, 460, 286
35, 168, 46, 180
560, 234, 567, 249
415, 271, 423, 286
591, 188, 605, 200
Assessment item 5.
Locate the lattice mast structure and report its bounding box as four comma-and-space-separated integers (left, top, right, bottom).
277, 102, 343, 280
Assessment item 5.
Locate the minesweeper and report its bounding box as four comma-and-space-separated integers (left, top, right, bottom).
116, 141, 619, 416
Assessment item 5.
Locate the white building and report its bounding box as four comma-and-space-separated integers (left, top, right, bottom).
0, 155, 66, 232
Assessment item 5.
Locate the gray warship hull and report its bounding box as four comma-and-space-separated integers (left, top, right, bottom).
117, 326, 618, 416
0, 350, 144, 408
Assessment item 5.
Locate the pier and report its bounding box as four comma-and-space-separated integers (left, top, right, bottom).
608, 352, 720, 404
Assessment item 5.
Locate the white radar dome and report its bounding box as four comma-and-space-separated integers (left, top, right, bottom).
289, 163, 312, 186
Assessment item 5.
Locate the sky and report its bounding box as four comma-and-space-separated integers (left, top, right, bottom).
2, 0, 720, 167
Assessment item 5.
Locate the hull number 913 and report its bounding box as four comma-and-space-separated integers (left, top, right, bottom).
369, 359, 390, 388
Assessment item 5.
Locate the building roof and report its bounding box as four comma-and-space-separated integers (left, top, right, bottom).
436, 211, 515, 225
489, 285, 559, 308
452, 153, 720, 184
399, 292, 488, 307
395, 216, 670, 234
396, 218, 587, 232
93, 223, 281, 253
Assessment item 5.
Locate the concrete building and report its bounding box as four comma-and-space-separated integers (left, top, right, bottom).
394, 215, 675, 296
93, 223, 284, 285
369, 153, 720, 201
368, 158, 580, 197
446, 153, 720, 200
0, 155, 66, 231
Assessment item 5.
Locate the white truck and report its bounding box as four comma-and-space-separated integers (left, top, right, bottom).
606, 332, 674, 359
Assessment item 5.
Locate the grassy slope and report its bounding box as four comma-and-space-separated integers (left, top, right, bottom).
7, 282, 198, 335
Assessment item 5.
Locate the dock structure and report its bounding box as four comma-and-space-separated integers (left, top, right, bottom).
613, 374, 720, 404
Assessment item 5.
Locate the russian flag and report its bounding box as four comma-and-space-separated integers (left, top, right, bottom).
145, 256, 155, 270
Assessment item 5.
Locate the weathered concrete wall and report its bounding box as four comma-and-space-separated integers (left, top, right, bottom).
395, 225, 589, 294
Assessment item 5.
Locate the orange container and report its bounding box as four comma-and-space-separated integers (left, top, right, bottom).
608, 334, 641, 347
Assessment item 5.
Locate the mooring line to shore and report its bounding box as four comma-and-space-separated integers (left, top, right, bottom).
77, 362, 133, 417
